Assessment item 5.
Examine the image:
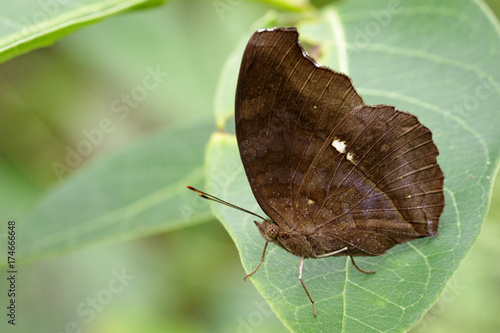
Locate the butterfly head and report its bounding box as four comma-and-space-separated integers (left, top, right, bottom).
254, 220, 280, 242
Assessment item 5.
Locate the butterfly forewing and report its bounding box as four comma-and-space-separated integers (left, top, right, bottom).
235, 28, 363, 227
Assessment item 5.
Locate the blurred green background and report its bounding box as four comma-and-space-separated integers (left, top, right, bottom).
0, 0, 499, 332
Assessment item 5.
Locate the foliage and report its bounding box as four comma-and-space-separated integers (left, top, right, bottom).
1, 0, 499, 332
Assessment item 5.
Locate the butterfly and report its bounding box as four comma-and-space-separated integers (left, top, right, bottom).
189, 26, 444, 316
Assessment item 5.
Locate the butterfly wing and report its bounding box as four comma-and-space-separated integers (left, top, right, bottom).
235, 27, 363, 229
306, 104, 445, 255
235, 28, 444, 255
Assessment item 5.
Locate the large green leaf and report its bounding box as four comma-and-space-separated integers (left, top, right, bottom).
12, 120, 214, 266
205, 1, 500, 332
0, 0, 165, 64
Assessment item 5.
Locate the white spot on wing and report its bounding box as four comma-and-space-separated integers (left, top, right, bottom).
346, 152, 356, 164
257, 27, 277, 33
331, 138, 346, 154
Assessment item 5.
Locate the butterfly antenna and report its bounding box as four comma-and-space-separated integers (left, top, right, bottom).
186, 186, 266, 220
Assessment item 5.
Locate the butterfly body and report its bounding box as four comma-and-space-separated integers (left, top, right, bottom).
255, 219, 361, 258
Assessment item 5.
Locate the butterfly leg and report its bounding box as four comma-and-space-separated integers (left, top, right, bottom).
244, 241, 269, 281
316, 246, 348, 258
349, 254, 375, 274
298, 257, 317, 317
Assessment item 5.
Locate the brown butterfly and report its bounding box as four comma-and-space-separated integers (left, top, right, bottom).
188, 26, 444, 317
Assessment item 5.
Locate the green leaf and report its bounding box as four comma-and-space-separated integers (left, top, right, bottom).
214, 10, 280, 130
206, 1, 500, 332
13, 120, 214, 266
256, 0, 312, 12
0, 0, 165, 64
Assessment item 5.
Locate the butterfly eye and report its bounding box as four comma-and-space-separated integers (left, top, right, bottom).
265, 223, 280, 239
